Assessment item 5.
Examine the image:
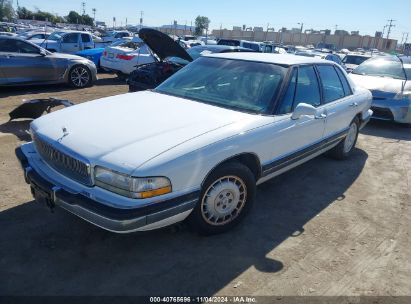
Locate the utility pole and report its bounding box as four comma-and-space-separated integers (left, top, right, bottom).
81, 2, 86, 15
92, 8, 96, 24
386, 19, 396, 39
382, 25, 387, 38
335, 24, 338, 32
404, 33, 409, 52
139, 11, 144, 30
400, 32, 406, 45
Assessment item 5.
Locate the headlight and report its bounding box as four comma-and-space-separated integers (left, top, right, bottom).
94, 166, 172, 199
394, 91, 411, 101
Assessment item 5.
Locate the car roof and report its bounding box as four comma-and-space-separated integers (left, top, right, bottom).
204, 52, 334, 66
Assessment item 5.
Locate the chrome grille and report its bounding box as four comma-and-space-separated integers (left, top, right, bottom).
33, 134, 92, 186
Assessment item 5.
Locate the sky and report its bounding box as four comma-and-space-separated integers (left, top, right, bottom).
17, 0, 411, 41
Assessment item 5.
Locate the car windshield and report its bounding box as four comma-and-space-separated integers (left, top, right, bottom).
47, 32, 65, 41
352, 58, 411, 80
343, 55, 370, 65
155, 57, 286, 114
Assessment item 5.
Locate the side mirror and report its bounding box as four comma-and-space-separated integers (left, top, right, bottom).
291, 103, 318, 120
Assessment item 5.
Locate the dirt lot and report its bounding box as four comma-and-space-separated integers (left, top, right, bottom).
0, 74, 410, 296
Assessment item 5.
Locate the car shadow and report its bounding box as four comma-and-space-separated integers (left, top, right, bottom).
0, 120, 32, 141
0, 83, 75, 98
361, 120, 411, 141
0, 76, 126, 98
0, 149, 368, 296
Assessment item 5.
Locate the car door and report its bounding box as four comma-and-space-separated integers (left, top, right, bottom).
0, 38, 65, 84
316, 64, 357, 139
59, 33, 80, 53
262, 65, 326, 176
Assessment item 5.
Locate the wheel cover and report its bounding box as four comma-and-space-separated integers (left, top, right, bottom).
71, 67, 90, 87
201, 176, 247, 226
344, 122, 358, 153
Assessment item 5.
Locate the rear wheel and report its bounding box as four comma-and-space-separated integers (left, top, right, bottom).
188, 163, 256, 235
329, 117, 360, 160
69, 65, 92, 88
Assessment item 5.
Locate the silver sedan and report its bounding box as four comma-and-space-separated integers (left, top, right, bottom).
349, 56, 411, 125
0, 36, 97, 88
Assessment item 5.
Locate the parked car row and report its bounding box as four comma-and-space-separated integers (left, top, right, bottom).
1, 28, 410, 127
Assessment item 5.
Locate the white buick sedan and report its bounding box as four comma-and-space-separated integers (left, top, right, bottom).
17, 53, 372, 235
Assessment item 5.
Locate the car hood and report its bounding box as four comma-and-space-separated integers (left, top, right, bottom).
31, 91, 254, 174
349, 73, 411, 93
138, 28, 193, 62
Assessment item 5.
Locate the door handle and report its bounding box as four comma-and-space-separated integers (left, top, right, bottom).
315, 113, 327, 120
349, 102, 359, 107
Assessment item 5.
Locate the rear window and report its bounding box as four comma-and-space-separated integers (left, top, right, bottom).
117, 41, 144, 50
242, 42, 260, 52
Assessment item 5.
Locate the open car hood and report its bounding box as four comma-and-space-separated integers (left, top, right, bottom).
138, 28, 193, 62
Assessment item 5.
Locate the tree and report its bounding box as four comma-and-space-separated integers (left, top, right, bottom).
17, 6, 33, 20
0, 0, 15, 21
194, 16, 210, 36
66, 10, 93, 26
66, 11, 81, 24
17, 6, 64, 23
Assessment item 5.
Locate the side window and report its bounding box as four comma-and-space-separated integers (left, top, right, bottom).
62, 33, 78, 43
294, 66, 321, 107
317, 65, 345, 103
81, 34, 91, 43
15, 41, 40, 54
278, 69, 297, 114
114, 33, 121, 38
0, 39, 17, 52
335, 67, 352, 96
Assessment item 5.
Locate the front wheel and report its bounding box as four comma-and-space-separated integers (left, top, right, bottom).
188, 163, 256, 235
329, 117, 360, 160
69, 65, 92, 88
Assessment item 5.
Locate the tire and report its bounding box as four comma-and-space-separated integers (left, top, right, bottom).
68, 65, 92, 88
329, 117, 360, 160
188, 162, 256, 235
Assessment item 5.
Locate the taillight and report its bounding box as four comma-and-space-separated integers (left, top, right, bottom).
103, 51, 107, 57
116, 54, 136, 60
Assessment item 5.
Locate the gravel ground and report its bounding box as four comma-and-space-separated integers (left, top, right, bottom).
0, 74, 410, 296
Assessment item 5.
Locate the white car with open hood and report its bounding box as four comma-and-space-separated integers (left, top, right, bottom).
16, 53, 372, 235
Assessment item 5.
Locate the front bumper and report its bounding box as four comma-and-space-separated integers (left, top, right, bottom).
16, 147, 198, 233
371, 98, 411, 124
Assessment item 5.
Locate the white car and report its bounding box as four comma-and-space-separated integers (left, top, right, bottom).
16, 53, 372, 235
100, 36, 155, 75
30, 31, 100, 53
